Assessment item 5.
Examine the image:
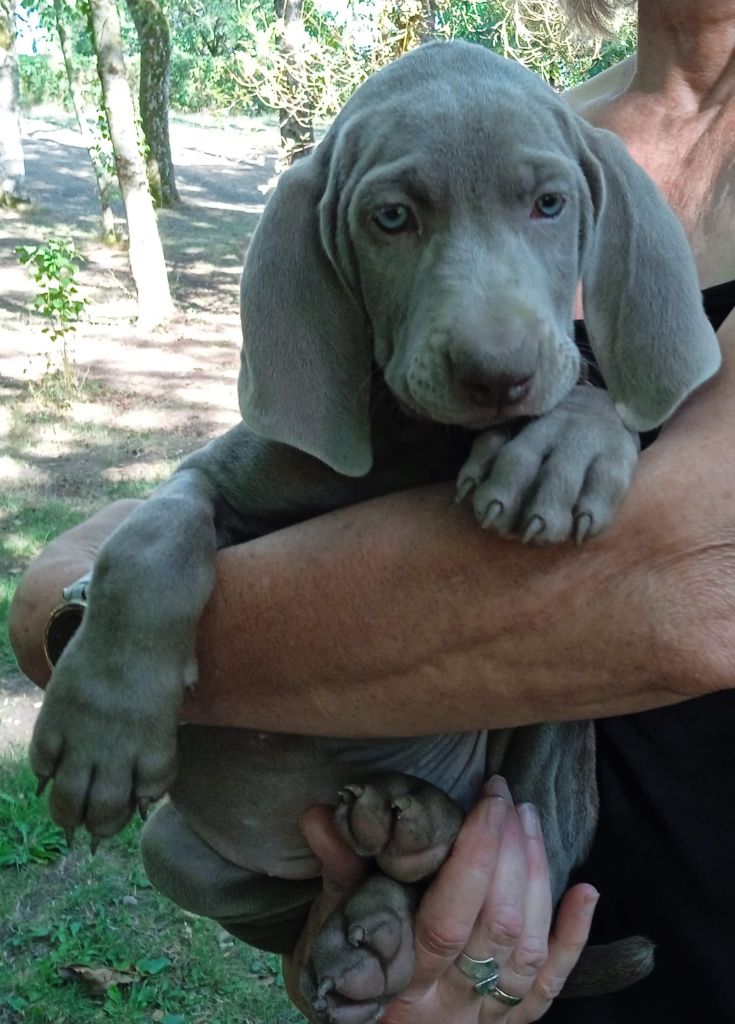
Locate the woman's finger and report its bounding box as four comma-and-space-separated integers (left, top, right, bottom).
409, 783, 510, 988
472, 799, 528, 963
502, 803, 552, 985
300, 803, 369, 898
513, 883, 599, 1022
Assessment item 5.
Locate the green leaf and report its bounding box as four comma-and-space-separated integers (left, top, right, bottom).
135, 956, 172, 975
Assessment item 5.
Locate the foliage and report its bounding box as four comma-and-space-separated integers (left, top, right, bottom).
0, 758, 67, 867
16, 239, 88, 406
170, 0, 635, 124
17, 52, 70, 107
18, 0, 636, 117
479, 0, 636, 88
168, 51, 250, 112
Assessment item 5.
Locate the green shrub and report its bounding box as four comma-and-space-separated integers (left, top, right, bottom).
16, 239, 88, 407
18, 54, 69, 109
17, 52, 102, 112
168, 51, 261, 113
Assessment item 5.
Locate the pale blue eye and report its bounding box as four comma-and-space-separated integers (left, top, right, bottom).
534, 193, 565, 219
373, 205, 411, 232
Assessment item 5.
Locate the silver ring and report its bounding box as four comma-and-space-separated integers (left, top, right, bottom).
485, 983, 523, 1007
455, 953, 500, 993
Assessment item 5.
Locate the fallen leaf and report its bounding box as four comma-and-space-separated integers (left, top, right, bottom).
58, 964, 136, 995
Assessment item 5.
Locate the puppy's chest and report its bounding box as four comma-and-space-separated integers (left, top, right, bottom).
368, 399, 472, 491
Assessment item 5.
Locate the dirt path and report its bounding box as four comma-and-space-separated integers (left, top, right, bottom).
1, 111, 281, 751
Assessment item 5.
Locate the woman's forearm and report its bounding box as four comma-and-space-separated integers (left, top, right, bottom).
12, 329, 735, 736
189, 319, 735, 734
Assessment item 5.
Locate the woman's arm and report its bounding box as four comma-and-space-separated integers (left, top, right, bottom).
11, 322, 735, 734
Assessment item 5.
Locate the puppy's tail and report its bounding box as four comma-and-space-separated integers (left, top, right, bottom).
561, 936, 655, 999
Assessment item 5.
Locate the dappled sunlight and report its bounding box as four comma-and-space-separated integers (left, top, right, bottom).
1, 111, 275, 541
103, 458, 185, 485
0, 456, 39, 483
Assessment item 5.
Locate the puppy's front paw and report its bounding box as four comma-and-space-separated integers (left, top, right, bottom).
30, 630, 187, 845
334, 773, 462, 883
457, 385, 639, 545
301, 874, 417, 1024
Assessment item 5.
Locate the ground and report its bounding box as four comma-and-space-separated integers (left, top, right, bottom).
0, 109, 281, 754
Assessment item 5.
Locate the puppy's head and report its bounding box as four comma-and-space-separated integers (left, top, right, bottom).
239, 41, 720, 476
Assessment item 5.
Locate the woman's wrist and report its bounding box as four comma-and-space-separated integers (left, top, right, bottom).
8, 500, 140, 688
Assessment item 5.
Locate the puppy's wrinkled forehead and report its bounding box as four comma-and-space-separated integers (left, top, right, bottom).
339, 83, 574, 214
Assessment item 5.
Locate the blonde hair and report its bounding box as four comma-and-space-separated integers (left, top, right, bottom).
558, 0, 637, 36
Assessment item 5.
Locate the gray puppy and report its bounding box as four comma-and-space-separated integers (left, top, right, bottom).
30, 41, 720, 1023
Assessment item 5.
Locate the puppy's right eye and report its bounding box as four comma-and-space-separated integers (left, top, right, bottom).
372, 205, 414, 234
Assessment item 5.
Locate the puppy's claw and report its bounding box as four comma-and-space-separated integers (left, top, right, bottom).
349, 924, 366, 947
481, 500, 504, 528
455, 478, 474, 504
317, 977, 335, 999
522, 515, 545, 544
138, 797, 151, 822
574, 512, 593, 546
64, 827, 75, 849
338, 783, 364, 803
90, 835, 101, 856
392, 796, 411, 814
35, 775, 50, 797
184, 682, 196, 700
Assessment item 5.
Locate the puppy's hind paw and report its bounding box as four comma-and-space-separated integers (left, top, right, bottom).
301, 875, 416, 1024
334, 773, 462, 883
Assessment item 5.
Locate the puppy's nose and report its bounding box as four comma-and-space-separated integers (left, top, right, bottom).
461, 373, 533, 410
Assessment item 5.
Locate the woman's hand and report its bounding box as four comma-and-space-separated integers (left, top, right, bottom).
284, 776, 598, 1023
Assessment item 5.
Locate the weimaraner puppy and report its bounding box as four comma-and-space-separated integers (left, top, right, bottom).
30, 41, 720, 1023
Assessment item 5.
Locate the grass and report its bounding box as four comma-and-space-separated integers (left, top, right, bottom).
0, 754, 306, 1024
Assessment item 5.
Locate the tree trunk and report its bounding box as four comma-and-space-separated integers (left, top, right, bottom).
124, 0, 179, 207
274, 0, 314, 163
88, 0, 174, 327
418, 0, 439, 42
0, 0, 28, 206
53, 0, 117, 241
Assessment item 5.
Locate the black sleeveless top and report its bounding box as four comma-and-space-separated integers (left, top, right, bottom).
545, 281, 735, 1023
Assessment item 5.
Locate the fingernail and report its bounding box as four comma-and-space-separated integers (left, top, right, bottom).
518, 802, 541, 837
583, 888, 600, 915
484, 775, 510, 799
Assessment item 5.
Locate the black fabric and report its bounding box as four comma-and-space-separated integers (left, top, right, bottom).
546, 280, 735, 1023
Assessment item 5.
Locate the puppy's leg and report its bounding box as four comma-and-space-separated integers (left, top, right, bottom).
141, 801, 321, 953
30, 467, 220, 842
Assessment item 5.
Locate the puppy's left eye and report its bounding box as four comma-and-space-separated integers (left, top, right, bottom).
372, 205, 414, 233
532, 193, 565, 219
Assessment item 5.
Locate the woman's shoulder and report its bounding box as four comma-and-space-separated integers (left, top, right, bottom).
564, 55, 636, 118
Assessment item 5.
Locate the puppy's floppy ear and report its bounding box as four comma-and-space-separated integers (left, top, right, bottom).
577, 123, 721, 431
239, 147, 373, 477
